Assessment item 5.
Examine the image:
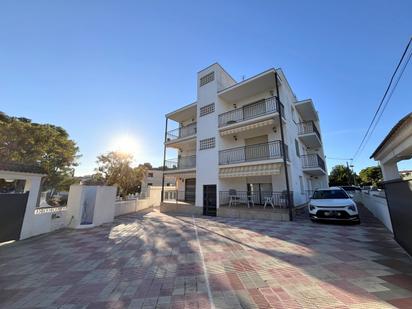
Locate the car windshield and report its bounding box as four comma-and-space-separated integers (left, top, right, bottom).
312, 189, 349, 199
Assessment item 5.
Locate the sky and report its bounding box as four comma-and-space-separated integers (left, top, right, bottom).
1, 0, 411, 176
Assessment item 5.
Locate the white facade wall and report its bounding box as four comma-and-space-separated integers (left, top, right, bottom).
165, 64, 328, 209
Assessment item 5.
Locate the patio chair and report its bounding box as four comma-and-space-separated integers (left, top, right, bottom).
263, 195, 275, 209
228, 189, 239, 207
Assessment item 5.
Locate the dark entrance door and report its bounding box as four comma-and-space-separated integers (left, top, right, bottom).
185, 178, 196, 203
0, 192, 29, 243
203, 185, 217, 216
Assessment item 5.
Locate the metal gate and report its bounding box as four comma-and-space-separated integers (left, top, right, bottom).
384, 179, 412, 256
0, 192, 29, 242
203, 185, 217, 216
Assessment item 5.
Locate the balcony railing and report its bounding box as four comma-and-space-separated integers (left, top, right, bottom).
301, 154, 325, 171
164, 155, 196, 170
163, 190, 195, 204
219, 191, 294, 208
297, 121, 321, 141
218, 96, 285, 128
219, 141, 288, 165
166, 123, 197, 142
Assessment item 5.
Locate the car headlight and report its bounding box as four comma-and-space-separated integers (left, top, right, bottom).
309, 204, 316, 211
347, 205, 356, 211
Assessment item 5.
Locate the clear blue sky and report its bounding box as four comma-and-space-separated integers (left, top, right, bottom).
1, 0, 411, 176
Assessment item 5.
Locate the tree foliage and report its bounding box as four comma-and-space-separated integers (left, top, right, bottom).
95, 151, 148, 198
0, 111, 80, 190
359, 166, 382, 186
328, 164, 359, 186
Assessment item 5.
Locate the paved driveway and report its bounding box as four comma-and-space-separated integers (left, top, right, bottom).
0, 206, 412, 309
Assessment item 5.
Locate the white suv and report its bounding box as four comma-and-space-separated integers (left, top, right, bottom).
308, 187, 360, 223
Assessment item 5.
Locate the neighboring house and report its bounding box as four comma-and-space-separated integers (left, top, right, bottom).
161, 63, 328, 212
400, 170, 412, 180
142, 169, 175, 188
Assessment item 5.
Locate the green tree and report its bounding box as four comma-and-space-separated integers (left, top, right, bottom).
328, 164, 358, 186
95, 151, 147, 198
0, 111, 80, 190
359, 166, 382, 186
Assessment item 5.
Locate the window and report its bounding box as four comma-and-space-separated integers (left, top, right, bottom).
148, 172, 153, 178
200, 103, 215, 117
199, 137, 215, 150
299, 176, 304, 194
200, 72, 214, 86
148, 183, 153, 186
295, 139, 300, 157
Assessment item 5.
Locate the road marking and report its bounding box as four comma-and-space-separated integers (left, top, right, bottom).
192, 215, 215, 309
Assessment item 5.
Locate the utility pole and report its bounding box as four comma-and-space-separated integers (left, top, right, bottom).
275, 72, 293, 221
346, 161, 351, 185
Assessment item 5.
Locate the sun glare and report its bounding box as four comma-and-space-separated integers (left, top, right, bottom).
111, 135, 139, 155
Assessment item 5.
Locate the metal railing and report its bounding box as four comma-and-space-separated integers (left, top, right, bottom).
163, 190, 195, 204
297, 121, 321, 141
219, 141, 288, 165
218, 96, 285, 127
164, 155, 196, 170
301, 154, 326, 171
219, 191, 294, 208
166, 122, 197, 141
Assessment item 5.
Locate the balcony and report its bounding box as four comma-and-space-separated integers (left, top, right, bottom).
219, 141, 288, 166
164, 155, 196, 171
297, 121, 322, 148
218, 97, 284, 132
166, 123, 197, 145
301, 154, 326, 175
295, 99, 318, 121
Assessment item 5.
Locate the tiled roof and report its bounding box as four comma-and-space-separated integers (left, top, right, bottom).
0, 162, 45, 174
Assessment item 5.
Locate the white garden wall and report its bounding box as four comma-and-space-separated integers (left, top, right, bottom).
354, 191, 393, 232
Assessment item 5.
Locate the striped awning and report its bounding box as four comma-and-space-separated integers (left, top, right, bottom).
163, 171, 196, 178
219, 163, 281, 178
220, 119, 275, 136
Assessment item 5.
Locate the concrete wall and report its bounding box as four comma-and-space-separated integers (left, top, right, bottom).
65, 185, 116, 228
354, 191, 393, 232
114, 186, 162, 217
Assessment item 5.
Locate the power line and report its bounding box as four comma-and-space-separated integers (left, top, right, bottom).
326, 157, 353, 161
353, 37, 412, 160
357, 47, 412, 158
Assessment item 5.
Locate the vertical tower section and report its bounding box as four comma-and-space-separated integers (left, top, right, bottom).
195, 63, 236, 208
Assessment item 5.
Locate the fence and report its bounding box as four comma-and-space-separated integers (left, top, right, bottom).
218, 97, 285, 127
166, 123, 197, 141
301, 154, 326, 170
219, 141, 288, 165
383, 179, 412, 256
219, 191, 293, 208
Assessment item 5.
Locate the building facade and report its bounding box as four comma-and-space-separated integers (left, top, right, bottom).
162, 63, 328, 214
142, 169, 176, 188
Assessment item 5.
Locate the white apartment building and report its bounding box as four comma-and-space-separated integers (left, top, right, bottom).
161, 63, 327, 218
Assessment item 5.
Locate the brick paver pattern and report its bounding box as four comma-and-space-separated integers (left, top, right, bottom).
1, 206, 412, 308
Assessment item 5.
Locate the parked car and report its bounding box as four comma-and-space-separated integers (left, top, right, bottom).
340, 185, 361, 198
308, 187, 360, 223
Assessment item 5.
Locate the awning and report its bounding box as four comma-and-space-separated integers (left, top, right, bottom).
220, 119, 275, 136
163, 171, 196, 178
219, 163, 281, 178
